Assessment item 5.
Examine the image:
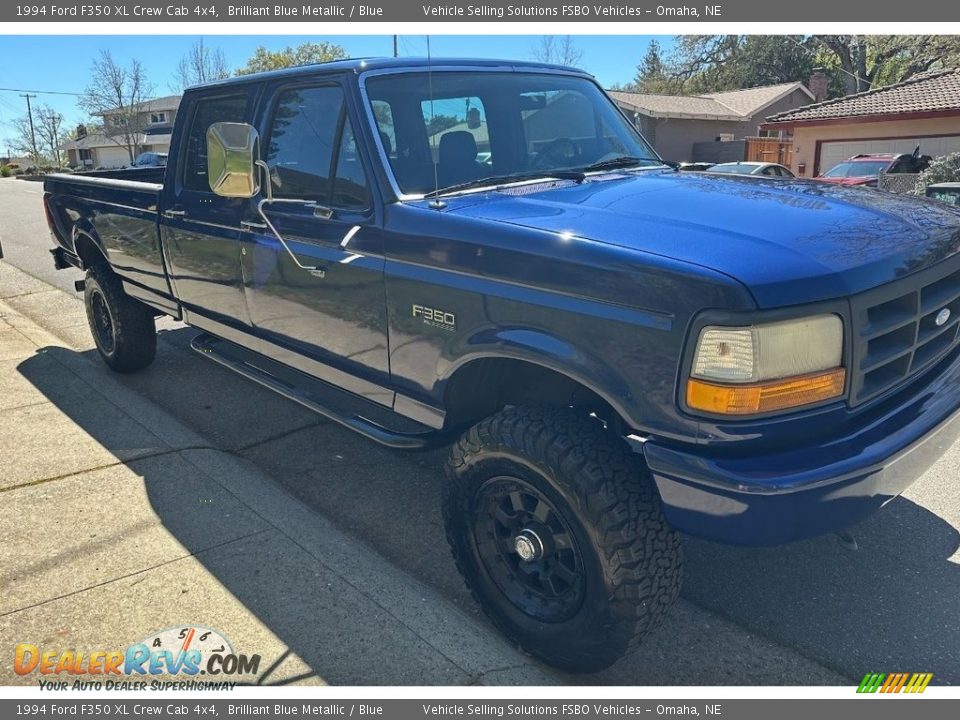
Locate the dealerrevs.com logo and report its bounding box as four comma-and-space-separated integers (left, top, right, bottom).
14, 625, 261, 690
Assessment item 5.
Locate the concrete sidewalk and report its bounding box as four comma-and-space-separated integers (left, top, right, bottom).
0, 297, 559, 686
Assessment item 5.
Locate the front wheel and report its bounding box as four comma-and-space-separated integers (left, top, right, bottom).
84, 264, 157, 373
443, 406, 682, 673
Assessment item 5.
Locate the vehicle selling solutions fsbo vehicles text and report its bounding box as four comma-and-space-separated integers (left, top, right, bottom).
420, 5, 719, 17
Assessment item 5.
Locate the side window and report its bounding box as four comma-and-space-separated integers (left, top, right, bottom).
371, 99, 396, 158
889, 159, 909, 174
421, 96, 487, 164
182, 93, 248, 192
332, 121, 371, 210
521, 90, 609, 162
266, 84, 370, 210
266, 86, 343, 200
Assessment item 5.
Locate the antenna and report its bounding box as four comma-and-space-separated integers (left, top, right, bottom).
426, 35, 446, 209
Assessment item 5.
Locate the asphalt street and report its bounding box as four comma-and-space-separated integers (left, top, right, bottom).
1, 176, 957, 685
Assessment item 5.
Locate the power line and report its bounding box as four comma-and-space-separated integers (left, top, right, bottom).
0, 86, 83, 96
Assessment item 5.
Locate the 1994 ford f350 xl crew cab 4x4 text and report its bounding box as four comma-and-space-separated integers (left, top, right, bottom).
41, 58, 960, 672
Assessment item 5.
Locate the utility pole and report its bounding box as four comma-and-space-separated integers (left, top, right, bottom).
19, 93, 38, 162
393, 35, 398, 58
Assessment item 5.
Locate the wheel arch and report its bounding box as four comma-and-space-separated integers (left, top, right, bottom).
439, 329, 638, 434
71, 225, 109, 269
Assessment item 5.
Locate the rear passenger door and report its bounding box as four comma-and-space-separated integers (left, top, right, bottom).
162, 88, 259, 344
239, 80, 391, 405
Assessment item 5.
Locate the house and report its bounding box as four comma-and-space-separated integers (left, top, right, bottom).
0, 155, 32, 168
763, 68, 960, 177
608, 80, 816, 163
62, 95, 181, 169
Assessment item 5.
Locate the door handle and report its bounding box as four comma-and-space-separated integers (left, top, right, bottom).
241, 220, 268, 231
304, 202, 334, 220
163, 208, 186, 218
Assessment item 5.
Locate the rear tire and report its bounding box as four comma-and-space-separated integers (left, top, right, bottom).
84, 264, 157, 373
443, 406, 682, 673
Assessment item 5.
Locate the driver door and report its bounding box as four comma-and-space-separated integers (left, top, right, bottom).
238, 81, 391, 405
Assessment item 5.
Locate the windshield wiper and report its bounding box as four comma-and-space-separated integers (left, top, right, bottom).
580, 155, 659, 173
422, 170, 585, 199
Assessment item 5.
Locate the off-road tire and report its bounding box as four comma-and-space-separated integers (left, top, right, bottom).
443, 406, 682, 673
84, 264, 157, 373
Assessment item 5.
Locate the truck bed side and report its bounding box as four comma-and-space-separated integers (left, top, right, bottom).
43, 172, 178, 316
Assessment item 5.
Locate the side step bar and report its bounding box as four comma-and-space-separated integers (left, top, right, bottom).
190, 333, 450, 450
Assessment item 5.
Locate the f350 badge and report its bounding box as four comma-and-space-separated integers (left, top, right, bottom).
412, 304, 456, 331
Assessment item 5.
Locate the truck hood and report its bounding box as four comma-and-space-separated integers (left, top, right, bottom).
439, 171, 960, 307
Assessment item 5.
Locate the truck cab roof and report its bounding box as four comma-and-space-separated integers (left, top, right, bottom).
189, 56, 591, 91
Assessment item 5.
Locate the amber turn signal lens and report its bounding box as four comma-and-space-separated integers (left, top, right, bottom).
687, 368, 846, 415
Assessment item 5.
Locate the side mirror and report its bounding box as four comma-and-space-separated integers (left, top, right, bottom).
206, 122, 260, 198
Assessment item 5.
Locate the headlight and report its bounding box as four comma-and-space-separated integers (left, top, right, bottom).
687, 314, 845, 415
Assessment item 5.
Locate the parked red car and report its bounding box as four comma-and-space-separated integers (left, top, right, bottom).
817, 149, 931, 187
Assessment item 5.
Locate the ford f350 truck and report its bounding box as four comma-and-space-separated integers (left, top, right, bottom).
43, 58, 960, 673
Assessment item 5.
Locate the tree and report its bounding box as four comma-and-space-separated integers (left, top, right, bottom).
6, 104, 68, 166
660, 34, 960, 99
666, 35, 822, 94
633, 39, 675, 93
80, 50, 154, 163
35, 105, 68, 166
813, 35, 960, 94
235, 41, 347, 75
914, 152, 960, 195
8, 114, 40, 163
425, 114, 460, 136
172, 38, 229, 91
532, 36, 583, 68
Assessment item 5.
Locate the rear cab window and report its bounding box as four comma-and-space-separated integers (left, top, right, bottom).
181, 93, 249, 192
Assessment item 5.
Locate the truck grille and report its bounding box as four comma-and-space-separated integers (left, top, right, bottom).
850, 255, 960, 405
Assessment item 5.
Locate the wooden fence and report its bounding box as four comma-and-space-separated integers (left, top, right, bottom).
745, 137, 793, 168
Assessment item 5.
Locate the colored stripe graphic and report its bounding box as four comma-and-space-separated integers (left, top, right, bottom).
903, 673, 934, 694
857, 672, 932, 693
857, 673, 885, 693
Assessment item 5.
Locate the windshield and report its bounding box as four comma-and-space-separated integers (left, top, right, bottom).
822, 160, 889, 178
364, 71, 662, 196
707, 164, 756, 174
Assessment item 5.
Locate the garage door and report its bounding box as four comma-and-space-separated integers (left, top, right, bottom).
94, 146, 132, 169
818, 136, 960, 175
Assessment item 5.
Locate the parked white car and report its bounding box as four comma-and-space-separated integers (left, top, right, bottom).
705, 161, 795, 178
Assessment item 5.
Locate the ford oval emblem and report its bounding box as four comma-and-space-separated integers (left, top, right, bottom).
935, 308, 951, 327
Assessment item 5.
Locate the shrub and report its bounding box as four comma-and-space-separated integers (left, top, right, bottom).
914, 152, 960, 194
0, 165, 11, 177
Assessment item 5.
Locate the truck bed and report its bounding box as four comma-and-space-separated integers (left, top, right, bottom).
44, 170, 172, 309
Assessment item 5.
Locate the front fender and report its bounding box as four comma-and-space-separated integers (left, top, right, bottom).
440, 325, 638, 423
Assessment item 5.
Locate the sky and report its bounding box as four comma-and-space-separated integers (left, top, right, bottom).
0, 34, 671, 152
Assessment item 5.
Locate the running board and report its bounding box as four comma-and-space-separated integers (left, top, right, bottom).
190, 333, 449, 450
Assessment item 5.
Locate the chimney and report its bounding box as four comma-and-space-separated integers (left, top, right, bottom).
76, 124, 87, 139
808, 68, 829, 103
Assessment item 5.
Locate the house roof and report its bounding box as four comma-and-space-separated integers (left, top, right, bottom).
95, 95, 181, 116
61, 132, 172, 151
609, 82, 813, 121
765, 68, 960, 125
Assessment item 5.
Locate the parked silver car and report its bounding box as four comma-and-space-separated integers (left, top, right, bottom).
705, 161, 795, 177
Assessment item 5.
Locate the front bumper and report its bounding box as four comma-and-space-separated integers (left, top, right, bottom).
644, 347, 960, 545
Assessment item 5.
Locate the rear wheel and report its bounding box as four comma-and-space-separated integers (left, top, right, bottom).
443, 406, 682, 673
84, 264, 157, 373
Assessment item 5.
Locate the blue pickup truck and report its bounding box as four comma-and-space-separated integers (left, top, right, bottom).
43, 58, 960, 672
